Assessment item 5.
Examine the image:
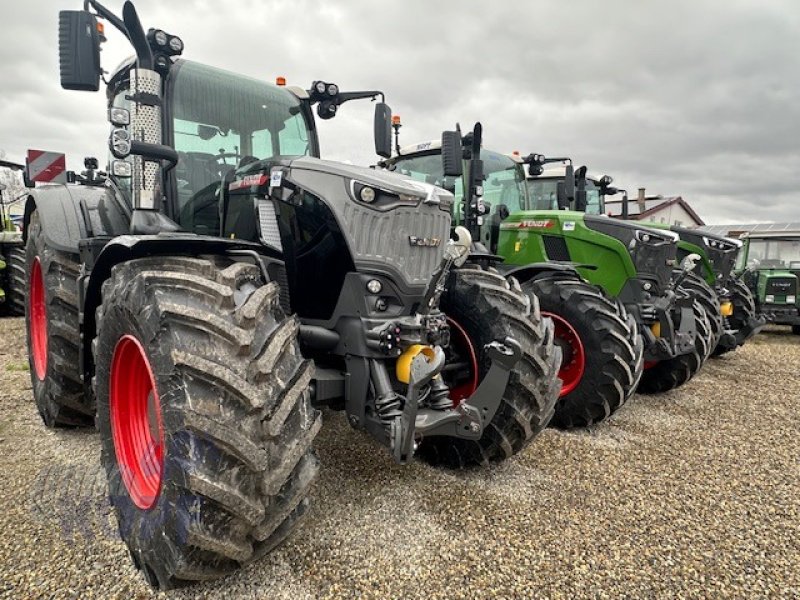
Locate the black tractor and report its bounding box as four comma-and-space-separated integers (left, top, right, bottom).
22, 1, 561, 588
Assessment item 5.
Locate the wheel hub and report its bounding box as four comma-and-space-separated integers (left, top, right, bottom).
542, 311, 585, 397
443, 317, 479, 404
110, 335, 164, 510
29, 257, 48, 381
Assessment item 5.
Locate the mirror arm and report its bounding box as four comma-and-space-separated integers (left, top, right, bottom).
330, 90, 385, 106
85, 0, 130, 41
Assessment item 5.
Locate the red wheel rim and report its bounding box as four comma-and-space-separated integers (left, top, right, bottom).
542, 311, 586, 397
445, 317, 479, 405
110, 335, 164, 510
29, 257, 48, 381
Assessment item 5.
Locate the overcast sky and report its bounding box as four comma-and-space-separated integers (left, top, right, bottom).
1, 0, 797, 224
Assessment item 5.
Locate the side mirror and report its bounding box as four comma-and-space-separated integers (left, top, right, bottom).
556, 181, 568, 209
497, 203, 510, 220
374, 102, 392, 159
58, 11, 101, 91
575, 190, 588, 212
563, 164, 575, 204
441, 130, 463, 177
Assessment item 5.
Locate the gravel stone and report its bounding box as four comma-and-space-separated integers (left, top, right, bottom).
0, 318, 797, 599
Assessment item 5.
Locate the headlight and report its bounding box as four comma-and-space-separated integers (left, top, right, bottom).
111, 160, 132, 178
359, 186, 376, 203
153, 30, 168, 46
787, 295, 796, 304
350, 181, 425, 208
765, 294, 775, 303
169, 36, 184, 53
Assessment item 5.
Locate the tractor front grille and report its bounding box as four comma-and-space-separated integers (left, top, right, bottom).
765, 277, 797, 296
339, 201, 450, 289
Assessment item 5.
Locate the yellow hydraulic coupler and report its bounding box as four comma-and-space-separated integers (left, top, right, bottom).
396, 344, 437, 384
720, 301, 734, 317
650, 322, 661, 338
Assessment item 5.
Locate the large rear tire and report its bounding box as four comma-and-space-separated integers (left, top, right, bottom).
637, 299, 713, 394
24, 210, 93, 427
522, 273, 644, 429
713, 276, 758, 355
94, 257, 320, 589
3, 244, 26, 316
416, 266, 561, 468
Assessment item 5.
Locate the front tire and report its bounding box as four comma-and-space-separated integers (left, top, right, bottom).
678, 271, 723, 352
95, 257, 320, 589
24, 210, 92, 427
417, 266, 561, 468
522, 274, 644, 429
637, 299, 713, 394
713, 276, 759, 355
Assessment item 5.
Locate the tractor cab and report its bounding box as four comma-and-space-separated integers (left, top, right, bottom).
387, 140, 527, 251
106, 58, 320, 235
737, 232, 800, 330
525, 163, 606, 215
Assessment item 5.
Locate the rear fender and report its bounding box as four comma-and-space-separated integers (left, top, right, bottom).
22, 183, 130, 253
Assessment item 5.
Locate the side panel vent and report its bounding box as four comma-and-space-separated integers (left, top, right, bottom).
543, 235, 571, 262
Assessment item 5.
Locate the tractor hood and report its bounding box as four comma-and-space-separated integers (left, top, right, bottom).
228, 155, 453, 296
280, 156, 453, 208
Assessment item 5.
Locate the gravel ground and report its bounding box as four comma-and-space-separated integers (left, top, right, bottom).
0, 318, 798, 599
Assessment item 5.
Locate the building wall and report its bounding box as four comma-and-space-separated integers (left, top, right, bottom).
641, 203, 701, 227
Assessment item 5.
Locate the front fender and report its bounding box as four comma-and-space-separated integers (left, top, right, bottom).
500, 261, 582, 285
81, 234, 274, 387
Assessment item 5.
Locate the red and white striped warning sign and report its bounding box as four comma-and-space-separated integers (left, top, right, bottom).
26, 149, 67, 184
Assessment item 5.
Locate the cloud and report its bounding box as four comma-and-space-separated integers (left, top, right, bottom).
1, 0, 797, 224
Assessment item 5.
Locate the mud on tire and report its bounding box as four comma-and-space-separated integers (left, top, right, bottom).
25, 209, 92, 427
94, 257, 321, 589
416, 265, 561, 468
523, 273, 644, 429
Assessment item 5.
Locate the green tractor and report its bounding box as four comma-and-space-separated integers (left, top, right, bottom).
382, 124, 647, 429
22, 1, 560, 588
529, 168, 764, 355
735, 230, 800, 334
0, 161, 27, 315
385, 125, 717, 425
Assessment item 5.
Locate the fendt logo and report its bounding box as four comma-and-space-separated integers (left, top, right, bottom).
408, 236, 441, 247
772, 281, 793, 289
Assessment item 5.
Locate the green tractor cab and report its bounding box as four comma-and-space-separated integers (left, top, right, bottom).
735, 231, 800, 334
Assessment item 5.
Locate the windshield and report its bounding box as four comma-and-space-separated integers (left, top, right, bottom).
744, 238, 800, 269
526, 177, 603, 214
390, 149, 526, 221
171, 60, 314, 233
